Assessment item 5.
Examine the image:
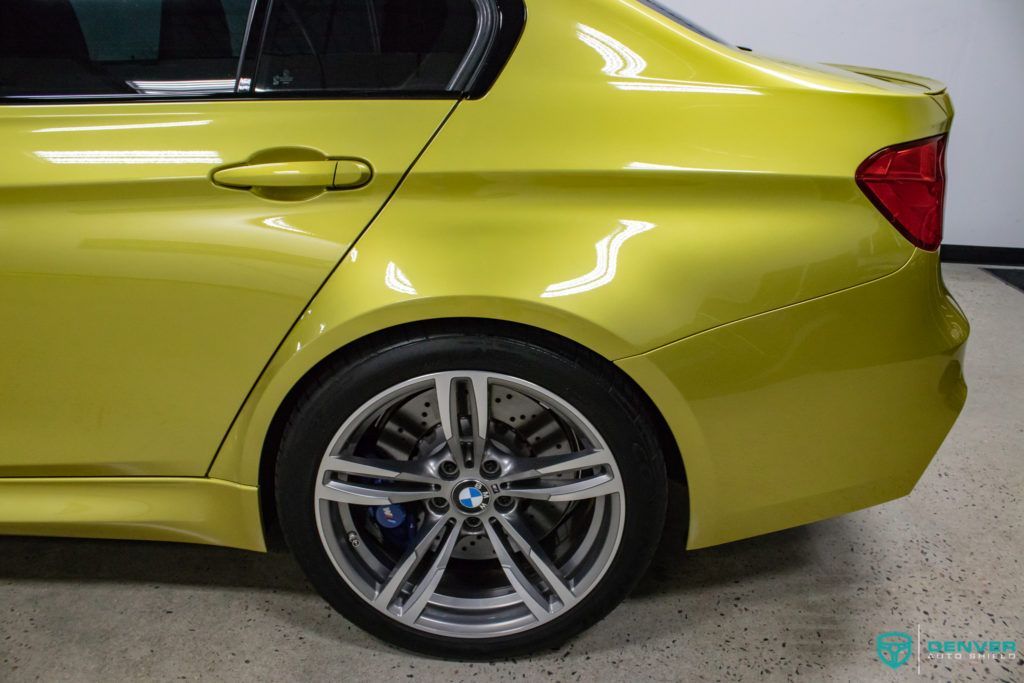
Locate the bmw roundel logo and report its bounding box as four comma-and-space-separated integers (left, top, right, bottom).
453, 480, 490, 513
460, 487, 484, 508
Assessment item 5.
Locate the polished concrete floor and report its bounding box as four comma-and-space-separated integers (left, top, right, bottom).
1, 265, 1021, 682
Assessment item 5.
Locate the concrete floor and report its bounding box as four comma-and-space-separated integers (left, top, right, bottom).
1, 265, 1021, 682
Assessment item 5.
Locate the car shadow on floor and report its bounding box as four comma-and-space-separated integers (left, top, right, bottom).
632, 481, 818, 598
0, 532, 310, 593
0, 481, 850, 662
0, 482, 818, 600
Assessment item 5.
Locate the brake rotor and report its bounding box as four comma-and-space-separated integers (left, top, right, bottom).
371, 383, 579, 560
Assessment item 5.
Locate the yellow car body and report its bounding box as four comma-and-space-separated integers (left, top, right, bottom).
0, 0, 966, 553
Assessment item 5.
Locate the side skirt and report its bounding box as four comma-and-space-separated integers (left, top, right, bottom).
0, 477, 265, 551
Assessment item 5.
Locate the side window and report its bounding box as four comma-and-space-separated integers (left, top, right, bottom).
255, 0, 482, 95
0, 0, 252, 98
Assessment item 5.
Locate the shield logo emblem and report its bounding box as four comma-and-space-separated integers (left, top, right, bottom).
877, 631, 913, 669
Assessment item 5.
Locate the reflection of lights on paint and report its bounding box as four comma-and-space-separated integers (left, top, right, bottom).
350, 249, 359, 262
541, 220, 654, 298
626, 161, 688, 172
626, 162, 770, 174
614, 1, 843, 92
610, 81, 759, 95
577, 23, 761, 96
385, 262, 417, 296
262, 216, 307, 234
576, 24, 647, 77
35, 150, 222, 164
34, 120, 212, 134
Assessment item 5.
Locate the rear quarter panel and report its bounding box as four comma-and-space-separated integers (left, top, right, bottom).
210, 0, 956, 535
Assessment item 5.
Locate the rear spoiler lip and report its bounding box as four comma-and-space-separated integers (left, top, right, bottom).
826, 63, 948, 95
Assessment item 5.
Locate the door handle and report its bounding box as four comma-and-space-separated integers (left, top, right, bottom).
212, 159, 372, 190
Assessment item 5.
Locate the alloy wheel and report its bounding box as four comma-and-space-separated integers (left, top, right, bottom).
313, 371, 626, 638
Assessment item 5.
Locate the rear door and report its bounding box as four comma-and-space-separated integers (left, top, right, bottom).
0, 0, 483, 476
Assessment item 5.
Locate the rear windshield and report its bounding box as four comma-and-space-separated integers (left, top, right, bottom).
636, 1, 731, 47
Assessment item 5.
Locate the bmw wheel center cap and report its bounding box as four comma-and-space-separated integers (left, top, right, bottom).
453, 480, 490, 514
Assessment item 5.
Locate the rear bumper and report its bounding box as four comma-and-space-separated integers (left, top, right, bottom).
618, 249, 968, 549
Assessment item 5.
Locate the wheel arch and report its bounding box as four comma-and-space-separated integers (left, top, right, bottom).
249, 316, 688, 545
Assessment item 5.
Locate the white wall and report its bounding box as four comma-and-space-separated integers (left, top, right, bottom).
659, 0, 1024, 249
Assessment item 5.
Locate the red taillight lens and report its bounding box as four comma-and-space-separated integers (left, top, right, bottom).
856, 134, 948, 251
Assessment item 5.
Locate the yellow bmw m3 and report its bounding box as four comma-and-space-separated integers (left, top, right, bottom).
0, 0, 967, 657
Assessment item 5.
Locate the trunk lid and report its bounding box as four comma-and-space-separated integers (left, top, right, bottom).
827, 63, 954, 118
736, 53, 954, 118
826, 64, 947, 95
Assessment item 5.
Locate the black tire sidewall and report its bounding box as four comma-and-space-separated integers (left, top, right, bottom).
275, 332, 667, 659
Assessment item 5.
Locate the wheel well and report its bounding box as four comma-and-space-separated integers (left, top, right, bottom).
257, 318, 687, 546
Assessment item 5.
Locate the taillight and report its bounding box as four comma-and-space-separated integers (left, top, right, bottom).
856, 134, 947, 251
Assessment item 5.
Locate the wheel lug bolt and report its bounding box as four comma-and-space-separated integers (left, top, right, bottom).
438, 461, 459, 479
464, 517, 483, 530
480, 460, 501, 478
495, 496, 515, 512
428, 497, 449, 513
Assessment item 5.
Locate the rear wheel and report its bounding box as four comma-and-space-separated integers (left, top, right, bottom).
275, 330, 667, 658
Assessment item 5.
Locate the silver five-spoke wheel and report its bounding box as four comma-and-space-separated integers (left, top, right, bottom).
313, 371, 625, 638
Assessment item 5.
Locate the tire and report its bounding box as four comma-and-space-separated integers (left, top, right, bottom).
275, 327, 667, 659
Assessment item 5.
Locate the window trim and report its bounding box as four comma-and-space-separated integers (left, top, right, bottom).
634, 0, 732, 47
1, 0, 525, 104
447, 0, 499, 92
463, 0, 525, 99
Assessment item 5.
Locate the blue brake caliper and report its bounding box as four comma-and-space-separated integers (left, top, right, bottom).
368, 478, 418, 549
